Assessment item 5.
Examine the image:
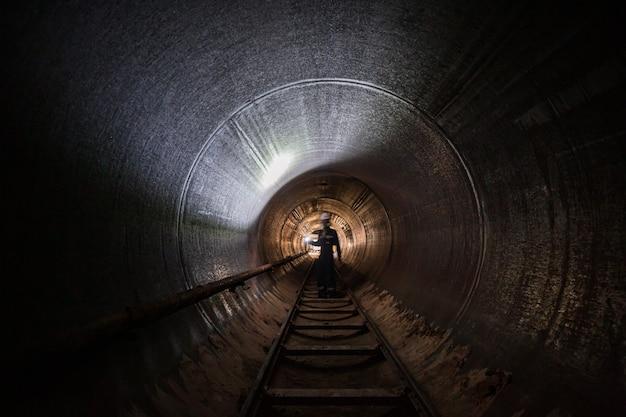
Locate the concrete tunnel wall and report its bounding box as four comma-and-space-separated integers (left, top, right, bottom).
4, 1, 625, 416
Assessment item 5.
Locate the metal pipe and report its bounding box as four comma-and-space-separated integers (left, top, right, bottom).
40, 252, 307, 355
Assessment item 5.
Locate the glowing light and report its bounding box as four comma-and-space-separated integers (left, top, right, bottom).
304, 236, 310, 243
261, 153, 293, 189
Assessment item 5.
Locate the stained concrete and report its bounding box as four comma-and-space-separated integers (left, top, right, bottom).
4, 1, 625, 416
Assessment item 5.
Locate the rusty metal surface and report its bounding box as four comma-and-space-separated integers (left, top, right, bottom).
4, 1, 624, 416
240, 264, 437, 417
35, 253, 305, 356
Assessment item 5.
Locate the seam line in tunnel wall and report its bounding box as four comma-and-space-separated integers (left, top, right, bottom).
174, 78, 487, 323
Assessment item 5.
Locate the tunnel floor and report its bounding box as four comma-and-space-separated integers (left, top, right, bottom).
118, 261, 512, 417
6, 2, 624, 416
241, 261, 430, 417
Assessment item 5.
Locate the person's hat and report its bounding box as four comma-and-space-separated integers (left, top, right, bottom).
320, 212, 331, 221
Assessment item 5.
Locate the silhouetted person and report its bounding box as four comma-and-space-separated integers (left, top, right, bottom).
310, 212, 341, 298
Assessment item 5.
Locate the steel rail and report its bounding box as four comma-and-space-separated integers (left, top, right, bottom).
238, 261, 314, 417
346, 285, 440, 417
240, 262, 439, 417
39, 252, 307, 355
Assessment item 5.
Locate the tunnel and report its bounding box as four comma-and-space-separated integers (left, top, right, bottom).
4, 1, 625, 416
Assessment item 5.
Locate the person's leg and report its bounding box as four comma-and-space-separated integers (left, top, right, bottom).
313, 259, 323, 296
327, 266, 337, 298
317, 284, 326, 298
313, 261, 324, 297
318, 261, 330, 298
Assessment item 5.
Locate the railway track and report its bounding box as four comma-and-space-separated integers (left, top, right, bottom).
239, 261, 438, 417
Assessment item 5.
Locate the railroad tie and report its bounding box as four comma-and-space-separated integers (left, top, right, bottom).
238, 261, 438, 417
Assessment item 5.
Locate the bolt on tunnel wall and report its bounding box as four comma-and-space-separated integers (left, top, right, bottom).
4, 1, 625, 416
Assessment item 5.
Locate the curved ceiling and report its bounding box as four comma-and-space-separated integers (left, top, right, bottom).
178, 80, 482, 326
5, 1, 624, 416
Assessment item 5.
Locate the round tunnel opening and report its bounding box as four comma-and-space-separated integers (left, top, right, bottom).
176, 79, 483, 328
8, 2, 625, 415
256, 172, 392, 278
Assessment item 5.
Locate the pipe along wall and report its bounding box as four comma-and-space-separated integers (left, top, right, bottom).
4, 1, 624, 416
